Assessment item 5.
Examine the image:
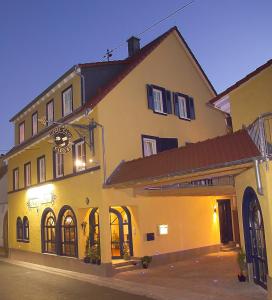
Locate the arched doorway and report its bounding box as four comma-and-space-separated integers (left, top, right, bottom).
243, 187, 268, 288
41, 208, 56, 254
110, 207, 133, 259
3, 212, 8, 255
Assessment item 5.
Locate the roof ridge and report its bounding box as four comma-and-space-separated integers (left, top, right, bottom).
209, 59, 272, 104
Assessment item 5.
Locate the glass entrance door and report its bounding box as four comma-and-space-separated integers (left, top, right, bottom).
110, 207, 133, 259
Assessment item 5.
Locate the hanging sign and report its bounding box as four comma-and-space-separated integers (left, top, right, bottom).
50, 126, 72, 154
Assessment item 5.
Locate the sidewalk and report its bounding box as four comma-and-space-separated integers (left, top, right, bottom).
0, 251, 267, 300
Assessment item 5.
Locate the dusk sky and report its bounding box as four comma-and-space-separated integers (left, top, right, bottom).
0, 0, 271, 153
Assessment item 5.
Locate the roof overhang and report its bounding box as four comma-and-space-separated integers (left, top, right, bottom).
106, 159, 256, 189
212, 94, 230, 114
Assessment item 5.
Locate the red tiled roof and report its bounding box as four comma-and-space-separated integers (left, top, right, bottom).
106, 130, 260, 186
209, 59, 272, 105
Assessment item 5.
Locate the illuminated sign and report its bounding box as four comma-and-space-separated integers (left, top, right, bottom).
158, 224, 168, 235
27, 184, 55, 208
50, 126, 72, 154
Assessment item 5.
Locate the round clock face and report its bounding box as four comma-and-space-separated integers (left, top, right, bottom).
50, 126, 72, 153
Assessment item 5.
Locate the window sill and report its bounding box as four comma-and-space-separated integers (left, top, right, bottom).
153, 110, 167, 116
179, 116, 191, 121
17, 239, 30, 243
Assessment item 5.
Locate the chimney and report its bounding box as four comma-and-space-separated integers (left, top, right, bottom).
127, 36, 140, 57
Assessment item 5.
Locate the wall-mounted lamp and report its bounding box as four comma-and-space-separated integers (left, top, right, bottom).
213, 205, 217, 214
81, 221, 87, 234
158, 224, 168, 235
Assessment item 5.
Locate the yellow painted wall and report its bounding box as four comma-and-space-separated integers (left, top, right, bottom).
235, 161, 272, 277
7, 30, 228, 263
96, 31, 227, 175
229, 65, 272, 131
13, 75, 81, 145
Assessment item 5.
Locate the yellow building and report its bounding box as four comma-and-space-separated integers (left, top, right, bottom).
210, 59, 272, 297
6, 26, 237, 276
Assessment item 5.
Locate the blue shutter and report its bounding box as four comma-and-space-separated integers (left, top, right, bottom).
188, 97, 195, 120
162, 89, 168, 113
157, 138, 178, 152
146, 85, 154, 110
173, 93, 180, 117
166, 90, 172, 114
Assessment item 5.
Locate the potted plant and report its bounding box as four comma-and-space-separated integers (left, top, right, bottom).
141, 256, 152, 269
89, 245, 97, 264
83, 237, 90, 263
95, 243, 101, 265
123, 244, 131, 261
237, 249, 247, 282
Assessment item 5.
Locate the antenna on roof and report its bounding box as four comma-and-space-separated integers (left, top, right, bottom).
103, 49, 113, 61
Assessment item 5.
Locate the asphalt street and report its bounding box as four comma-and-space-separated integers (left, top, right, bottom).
0, 261, 151, 300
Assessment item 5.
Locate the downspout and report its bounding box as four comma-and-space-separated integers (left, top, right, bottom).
74, 65, 86, 105
254, 159, 264, 195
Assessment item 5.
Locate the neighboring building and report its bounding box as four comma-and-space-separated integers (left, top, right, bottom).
0, 155, 8, 255
5, 26, 230, 275
209, 59, 272, 297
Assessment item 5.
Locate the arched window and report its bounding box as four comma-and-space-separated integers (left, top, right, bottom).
58, 206, 78, 257
41, 209, 56, 254
23, 216, 29, 241
16, 217, 23, 241
89, 208, 100, 246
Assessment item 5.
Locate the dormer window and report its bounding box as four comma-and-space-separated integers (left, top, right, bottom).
19, 122, 25, 144
62, 86, 73, 117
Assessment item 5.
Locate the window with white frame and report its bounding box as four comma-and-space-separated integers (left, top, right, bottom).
32, 112, 38, 136
62, 87, 73, 117
54, 152, 64, 178
46, 100, 54, 126
152, 88, 164, 113
19, 122, 25, 144
24, 162, 31, 187
37, 156, 46, 183
177, 95, 188, 119
13, 168, 19, 191
143, 137, 157, 157
74, 140, 86, 172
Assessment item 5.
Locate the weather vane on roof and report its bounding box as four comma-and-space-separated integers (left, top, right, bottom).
103, 49, 113, 62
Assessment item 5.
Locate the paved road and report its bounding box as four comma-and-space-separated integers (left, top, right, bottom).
0, 261, 151, 300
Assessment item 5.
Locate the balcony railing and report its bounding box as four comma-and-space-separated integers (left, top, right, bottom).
247, 112, 272, 159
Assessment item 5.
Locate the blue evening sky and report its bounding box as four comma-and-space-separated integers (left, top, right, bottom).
0, 0, 271, 153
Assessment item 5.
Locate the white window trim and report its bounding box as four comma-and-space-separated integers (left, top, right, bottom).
47, 101, 54, 126
177, 95, 190, 120
14, 169, 19, 190
152, 88, 164, 114
74, 140, 86, 172
19, 122, 25, 144
38, 157, 46, 183
143, 137, 157, 157
62, 87, 73, 117
32, 113, 38, 136
25, 163, 31, 187
55, 152, 64, 178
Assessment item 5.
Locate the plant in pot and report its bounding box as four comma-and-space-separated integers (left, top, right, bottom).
95, 243, 101, 265
89, 245, 97, 264
237, 249, 247, 282
123, 244, 131, 261
83, 237, 90, 263
141, 256, 152, 269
